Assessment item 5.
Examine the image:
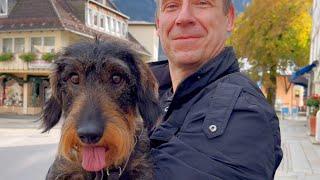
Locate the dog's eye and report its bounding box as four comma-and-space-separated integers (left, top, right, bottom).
70, 74, 79, 84
111, 74, 122, 84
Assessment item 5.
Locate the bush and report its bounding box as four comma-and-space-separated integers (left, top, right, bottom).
19, 52, 37, 62
306, 94, 320, 107
306, 94, 320, 116
41, 52, 56, 62
0, 52, 14, 62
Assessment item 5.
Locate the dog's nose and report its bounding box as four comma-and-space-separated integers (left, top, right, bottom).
77, 124, 103, 144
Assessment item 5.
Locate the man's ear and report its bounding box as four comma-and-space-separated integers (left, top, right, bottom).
155, 18, 160, 36
227, 4, 236, 32
136, 59, 162, 131
41, 66, 63, 133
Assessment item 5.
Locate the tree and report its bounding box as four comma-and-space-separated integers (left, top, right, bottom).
230, 0, 312, 106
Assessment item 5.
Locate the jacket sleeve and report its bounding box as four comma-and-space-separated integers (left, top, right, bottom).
151, 85, 282, 180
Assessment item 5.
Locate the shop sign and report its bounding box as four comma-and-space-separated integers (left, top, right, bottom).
28, 60, 53, 69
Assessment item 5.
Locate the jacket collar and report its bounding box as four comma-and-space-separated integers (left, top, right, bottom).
149, 47, 240, 100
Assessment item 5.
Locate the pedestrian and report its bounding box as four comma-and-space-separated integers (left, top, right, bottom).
149, 0, 283, 179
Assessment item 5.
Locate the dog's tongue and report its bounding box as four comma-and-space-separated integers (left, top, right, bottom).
82, 146, 106, 172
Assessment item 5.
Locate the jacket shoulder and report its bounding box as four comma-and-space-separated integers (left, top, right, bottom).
147, 61, 171, 92
217, 72, 276, 117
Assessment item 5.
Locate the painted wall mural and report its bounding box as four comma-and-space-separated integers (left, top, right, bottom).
0, 78, 23, 107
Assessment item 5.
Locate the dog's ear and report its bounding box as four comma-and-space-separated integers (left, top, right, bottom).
41, 66, 63, 133
136, 60, 162, 131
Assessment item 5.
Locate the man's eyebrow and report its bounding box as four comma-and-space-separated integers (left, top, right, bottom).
161, 0, 177, 6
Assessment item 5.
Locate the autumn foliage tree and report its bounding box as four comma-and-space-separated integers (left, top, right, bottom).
230, 0, 312, 106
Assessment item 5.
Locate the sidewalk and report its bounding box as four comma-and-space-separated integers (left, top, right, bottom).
0, 114, 40, 129
275, 117, 320, 180
0, 114, 60, 148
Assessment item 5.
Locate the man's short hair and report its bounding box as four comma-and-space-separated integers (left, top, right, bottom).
223, 0, 233, 14
156, 0, 233, 15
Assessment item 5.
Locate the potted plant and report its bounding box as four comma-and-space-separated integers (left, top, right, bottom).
19, 52, 37, 62
41, 52, 56, 62
306, 94, 320, 136
0, 52, 14, 62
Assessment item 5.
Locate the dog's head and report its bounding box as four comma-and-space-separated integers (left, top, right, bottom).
41, 40, 161, 171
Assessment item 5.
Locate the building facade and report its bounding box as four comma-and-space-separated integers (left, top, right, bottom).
310, 0, 320, 95
110, 0, 160, 62
128, 21, 159, 61
260, 76, 305, 113
0, 0, 150, 115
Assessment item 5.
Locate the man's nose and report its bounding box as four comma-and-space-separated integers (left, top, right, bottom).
175, 3, 195, 26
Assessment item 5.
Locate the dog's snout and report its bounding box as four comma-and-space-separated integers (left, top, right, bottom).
77, 124, 104, 144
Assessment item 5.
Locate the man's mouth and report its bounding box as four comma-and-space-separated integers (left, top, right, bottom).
173, 35, 202, 40
81, 146, 109, 172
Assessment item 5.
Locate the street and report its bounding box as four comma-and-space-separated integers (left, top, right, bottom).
0, 115, 320, 180
0, 115, 59, 180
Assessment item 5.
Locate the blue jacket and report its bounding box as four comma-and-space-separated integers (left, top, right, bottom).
149, 47, 283, 180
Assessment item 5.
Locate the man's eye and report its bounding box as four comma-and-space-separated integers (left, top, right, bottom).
197, 0, 210, 7
163, 2, 179, 11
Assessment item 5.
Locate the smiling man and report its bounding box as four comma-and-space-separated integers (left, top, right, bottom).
149, 0, 283, 179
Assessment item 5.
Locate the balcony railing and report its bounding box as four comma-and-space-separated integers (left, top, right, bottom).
0, 53, 53, 73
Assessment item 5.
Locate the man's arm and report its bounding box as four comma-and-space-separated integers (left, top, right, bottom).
151, 86, 282, 180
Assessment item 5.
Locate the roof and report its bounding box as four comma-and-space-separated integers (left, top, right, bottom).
0, 0, 150, 56
89, 0, 129, 19
0, 0, 62, 31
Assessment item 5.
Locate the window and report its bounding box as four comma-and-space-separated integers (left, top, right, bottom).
31, 37, 55, 53
122, 22, 127, 37
87, 8, 92, 25
31, 37, 42, 53
117, 21, 121, 35
113, 18, 117, 33
105, 16, 109, 32
93, 12, 98, 26
2, 38, 12, 53
107, 16, 111, 32
44, 37, 55, 53
14, 38, 25, 53
100, 15, 105, 29
1, 38, 25, 53
0, 0, 7, 16
110, 18, 115, 33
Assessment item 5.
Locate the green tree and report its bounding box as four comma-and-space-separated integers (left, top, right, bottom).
230, 0, 312, 106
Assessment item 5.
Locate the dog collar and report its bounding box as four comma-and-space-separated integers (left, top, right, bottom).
99, 129, 143, 180
98, 128, 143, 180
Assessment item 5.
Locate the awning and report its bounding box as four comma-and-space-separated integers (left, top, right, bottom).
290, 61, 318, 80
290, 76, 308, 87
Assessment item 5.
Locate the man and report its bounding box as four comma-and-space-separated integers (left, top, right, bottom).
149, 0, 283, 179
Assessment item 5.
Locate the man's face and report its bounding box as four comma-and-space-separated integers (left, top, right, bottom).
156, 0, 235, 68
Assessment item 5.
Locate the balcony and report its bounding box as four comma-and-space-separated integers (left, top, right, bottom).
0, 53, 53, 74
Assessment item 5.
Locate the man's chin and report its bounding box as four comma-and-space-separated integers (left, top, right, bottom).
170, 51, 204, 66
